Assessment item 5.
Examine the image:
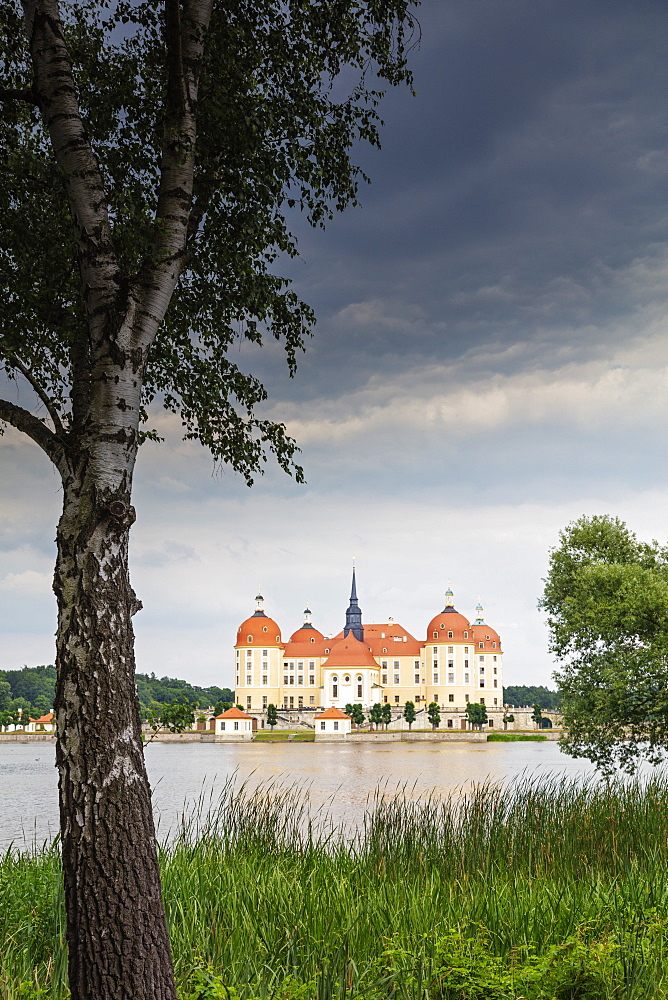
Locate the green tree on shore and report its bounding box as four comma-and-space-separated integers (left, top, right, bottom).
532, 704, 543, 729
381, 702, 392, 730
427, 702, 441, 730
403, 700, 416, 730
267, 704, 278, 732
369, 704, 384, 731
466, 702, 488, 731
541, 514, 668, 772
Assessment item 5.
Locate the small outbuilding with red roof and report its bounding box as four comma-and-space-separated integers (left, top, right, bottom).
314, 706, 352, 740
214, 705, 255, 740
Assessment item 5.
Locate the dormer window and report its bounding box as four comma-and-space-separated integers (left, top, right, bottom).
276, 636, 280, 641
247, 635, 252, 642
263, 626, 268, 632
492, 641, 496, 648
464, 631, 468, 639
486, 634, 490, 640
440, 623, 444, 629
448, 631, 453, 638
479, 642, 484, 648
383, 648, 387, 653
310, 637, 315, 643
433, 631, 438, 639
325, 648, 330, 654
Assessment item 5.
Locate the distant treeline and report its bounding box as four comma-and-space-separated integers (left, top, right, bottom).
0, 665, 233, 720
503, 685, 561, 710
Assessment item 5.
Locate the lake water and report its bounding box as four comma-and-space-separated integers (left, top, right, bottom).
0, 739, 605, 849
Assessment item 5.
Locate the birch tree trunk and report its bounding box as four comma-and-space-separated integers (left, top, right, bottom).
52, 347, 177, 999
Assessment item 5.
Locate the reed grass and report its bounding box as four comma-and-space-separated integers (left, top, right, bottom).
4, 773, 668, 998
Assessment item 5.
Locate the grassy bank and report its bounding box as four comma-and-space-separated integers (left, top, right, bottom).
4, 774, 668, 998
487, 732, 547, 741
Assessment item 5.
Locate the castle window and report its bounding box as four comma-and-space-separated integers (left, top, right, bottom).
393, 660, 400, 669
263, 649, 268, 656
357, 675, 362, 682
464, 673, 469, 683
309, 675, 315, 685
382, 648, 387, 653
448, 631, 453, 639
448, 660, 454, 669
310, 637, 315, 643
448, 646, 453, 654
486, 635, 490, 640
276, 636, 280, 641
493, 680, 497, 688
433, 647, 437, 654
310, 696, 315, 704
247, 636, 252, 643
493, 698, 498, 706
395, 695, 400, 703
448, 673, 454, 684
262, 660, 267, 669
221, 721, 226, 731
464, 659, 469, 668
262, 675, 267, 685
447, 717, 453, 726
480, 698, 485, 705
492, 641, 496, 648
440, 623, 444, 629
465, 694, 469, 703
310, 661, 315, 668
246, 675, 251, 685
289, 676, 294, 685
393, 674, 400, 684
263, 626, 267, 632
262, 696, 267, 708
381, 660, 388, 668
344, 675, 350, 684
480, 681, 485, 688
433, 673, 438, 684
283, 675, 288, 685
382, 674, 388, 684
414, 660, 419, 669
464, 631, 468, 639
333, 721, 339, 731
298, 696, 303, 708
298, 661, 303, 669
479, 642, 484, 648
320, 721, 325, 731
357, 684, 363, 698
433, 632, 438, 639
325, 648, 330, 654
414, 674, 420, 684
298, 676, 303, 686
236, 719, 242, 729
448, 694, 454, 703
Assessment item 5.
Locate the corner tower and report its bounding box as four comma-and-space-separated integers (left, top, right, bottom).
343, 567, 364, 641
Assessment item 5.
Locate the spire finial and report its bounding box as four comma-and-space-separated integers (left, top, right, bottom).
444, 584, 454, 607
254, 590, 265, 615
344, 565, 363, 641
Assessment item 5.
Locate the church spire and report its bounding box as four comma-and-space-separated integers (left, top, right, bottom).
344, 566, 364, 641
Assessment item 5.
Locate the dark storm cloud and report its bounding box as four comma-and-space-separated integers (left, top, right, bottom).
238, 0, 668, 401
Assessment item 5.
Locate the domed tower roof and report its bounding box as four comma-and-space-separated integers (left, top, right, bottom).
236, 592, 282, 645
426, 586, 472, 641
289, 607, 325, 643
323, 633, 378, 669
469, 601, 502, 651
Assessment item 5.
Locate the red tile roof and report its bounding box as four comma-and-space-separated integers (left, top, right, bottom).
216, 706, 253, 720
317, 706, 351, 720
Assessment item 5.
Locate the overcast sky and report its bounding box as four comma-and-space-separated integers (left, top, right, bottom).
3, 0, 668, 690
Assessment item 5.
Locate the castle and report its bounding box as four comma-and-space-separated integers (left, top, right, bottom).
235, 572, 504, 715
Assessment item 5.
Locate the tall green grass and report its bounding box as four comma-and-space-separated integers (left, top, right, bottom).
4, 774, 668, 998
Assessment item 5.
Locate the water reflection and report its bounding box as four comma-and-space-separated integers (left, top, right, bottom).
0, 739, 601, 849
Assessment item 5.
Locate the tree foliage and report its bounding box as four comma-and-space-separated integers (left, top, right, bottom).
540, 515, 668, 772
503, 685, 561, 710
266, 703, 278, 731
465, 701, 487, 730
0, 0, 418, 479
403, 699, 416, 729
427, 701, 440, 730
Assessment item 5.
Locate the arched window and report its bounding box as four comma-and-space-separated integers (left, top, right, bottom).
448, 631, 453, 638
325, 648, 330, 654
247, 635, 252, 642
479, 642, 484, 648
464, 631, 468, 639
344, 675, 350, 684
276, 635, 280, 641
332, 675, 338, 698
492, 641, 496, 648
